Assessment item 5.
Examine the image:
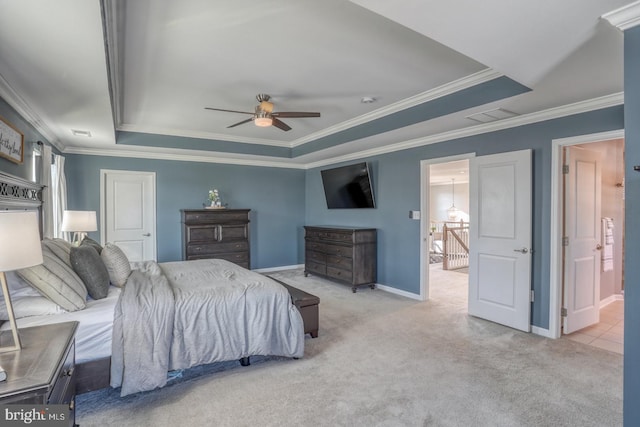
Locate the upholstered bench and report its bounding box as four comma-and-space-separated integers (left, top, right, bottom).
269, 277, 320, 338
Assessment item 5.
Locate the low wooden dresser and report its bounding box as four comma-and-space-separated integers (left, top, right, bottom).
181, 209, 251, 269
304, 226, 377, 292
0, 321, 78, 426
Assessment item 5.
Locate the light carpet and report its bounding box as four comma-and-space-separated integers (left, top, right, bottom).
76, 268, 622, 426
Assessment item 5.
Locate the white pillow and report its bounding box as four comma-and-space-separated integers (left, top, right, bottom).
17, 244, 88, 312
101, 243, 132, 287
1, 272, 66, 320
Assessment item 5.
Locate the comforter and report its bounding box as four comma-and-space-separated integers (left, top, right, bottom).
110, 259, 304, 396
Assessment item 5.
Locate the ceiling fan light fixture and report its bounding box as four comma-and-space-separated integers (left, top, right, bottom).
254, 116, 273, 127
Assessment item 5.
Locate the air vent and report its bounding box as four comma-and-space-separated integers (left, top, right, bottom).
465, 108, 518, 124
71, 129, 92, 137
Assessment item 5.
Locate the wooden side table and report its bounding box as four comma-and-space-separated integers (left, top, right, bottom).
0, 321, 79, 427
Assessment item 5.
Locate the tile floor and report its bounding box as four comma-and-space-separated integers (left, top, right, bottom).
565, 299, 624, 354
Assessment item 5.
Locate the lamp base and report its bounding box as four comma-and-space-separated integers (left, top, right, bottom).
0, 271, 22, 353
71, 232, 88, 246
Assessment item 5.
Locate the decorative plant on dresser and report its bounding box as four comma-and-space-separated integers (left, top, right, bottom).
304, 226, 377, 292
181, 209, 251, 269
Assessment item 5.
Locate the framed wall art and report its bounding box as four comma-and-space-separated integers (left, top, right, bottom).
0, 115, 24, 164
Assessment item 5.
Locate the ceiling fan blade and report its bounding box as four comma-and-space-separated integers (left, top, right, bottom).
227, 118, 254, 128
272, 112, 321, 118
272, 118, 292, 131
205, 107, 254, 115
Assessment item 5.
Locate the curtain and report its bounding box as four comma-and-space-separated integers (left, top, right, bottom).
41, 145, 54, 239
51, 154, 68, 239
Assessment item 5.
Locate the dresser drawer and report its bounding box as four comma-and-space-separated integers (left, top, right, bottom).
326, 266, 353, 283
187, 241, 248, 256
305, 260, 326, 276
48, 342, 75, 405
305, 239, 325, 252
305, 250, 326, 264
326, 254, 353, 269
324, 244, 352, 258
183, 210, 249, 224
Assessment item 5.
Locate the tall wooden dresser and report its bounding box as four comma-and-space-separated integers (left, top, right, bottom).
304, 226, 377, 292
181, 209, 251, 269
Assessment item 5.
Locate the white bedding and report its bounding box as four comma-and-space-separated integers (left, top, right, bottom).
1, 286, 121, 364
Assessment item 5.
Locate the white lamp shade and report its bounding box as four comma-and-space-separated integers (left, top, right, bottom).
61, 210, 97, 232
0, 211, 43, 271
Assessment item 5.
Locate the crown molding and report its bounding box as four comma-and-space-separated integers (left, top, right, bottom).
101, 0, 122, 128
289, 68, 504, 147
0, 73, 66, 152
117, 123, 291, 148
63, 144, 305, 169
303, 92, 624, 169
603, 1, 640, 30
64, 92, 623, 170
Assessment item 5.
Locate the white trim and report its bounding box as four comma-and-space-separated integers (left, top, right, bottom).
253, 264, 304, 273
603, 1, 640, 31
117, 123, 291, 148
549, 129, 624, 339
58, 92, 623, 170
600, 293, 624, 308
0, 73, 65, 152
376, 283, 422, 300
65, 145, 306, 169
303, 93, 623, 170
419, 153, 475, 301
290, 68, 503, 147
531, 326, 554, 339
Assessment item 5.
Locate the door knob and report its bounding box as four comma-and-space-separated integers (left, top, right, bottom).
595, 244, 602, 250
513, 248, 528, 254
142, 233, 151, 237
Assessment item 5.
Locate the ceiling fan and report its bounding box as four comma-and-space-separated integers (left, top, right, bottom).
205, 94, 320, 131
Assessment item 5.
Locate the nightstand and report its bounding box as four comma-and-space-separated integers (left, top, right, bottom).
0, 321, 79, 427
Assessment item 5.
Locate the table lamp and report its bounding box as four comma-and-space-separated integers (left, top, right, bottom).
61, 210, 97, 245
0, 211, 44, 352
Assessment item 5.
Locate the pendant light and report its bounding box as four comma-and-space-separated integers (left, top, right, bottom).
447, 178, 460, 221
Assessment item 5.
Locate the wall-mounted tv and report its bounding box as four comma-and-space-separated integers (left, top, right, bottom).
321, 162, 376, 209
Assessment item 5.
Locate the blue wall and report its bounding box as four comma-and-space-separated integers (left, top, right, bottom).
64, 155, 306, 268
305, 106, 624, 329
623, 25, 640, 427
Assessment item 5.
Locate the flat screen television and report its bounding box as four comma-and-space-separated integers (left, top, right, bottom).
321, 162, 376, 209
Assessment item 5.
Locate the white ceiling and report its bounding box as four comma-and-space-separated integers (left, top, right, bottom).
0, 0, 634, 168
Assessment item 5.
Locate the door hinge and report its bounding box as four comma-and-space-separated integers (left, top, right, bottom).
561, 307, 568, 317
562, 236, 569, 246
563, 164, 569, 174
530, 290, 535, 302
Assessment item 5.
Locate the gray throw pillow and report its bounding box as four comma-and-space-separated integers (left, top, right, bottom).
17, 244, 87, 311
81, 236, 103, 254
101, 243, 131, 287
70, 245, 110, 300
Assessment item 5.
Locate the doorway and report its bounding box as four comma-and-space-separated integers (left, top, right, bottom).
420, 154, 474, 302
549, 130, 625, 347
427, 159, 470, 305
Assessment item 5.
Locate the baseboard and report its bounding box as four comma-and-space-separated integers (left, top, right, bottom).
531, 325, 556, 339
600, 293, 624, 308
376, 284, 422, 301
253, 264, 304, 273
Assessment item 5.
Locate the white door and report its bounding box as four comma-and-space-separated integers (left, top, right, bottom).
563, 147, 602, 334
469, 149, 532, 332
101, 170, 156, 262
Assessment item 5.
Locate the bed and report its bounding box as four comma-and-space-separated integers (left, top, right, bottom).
0, 172, 304, 397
